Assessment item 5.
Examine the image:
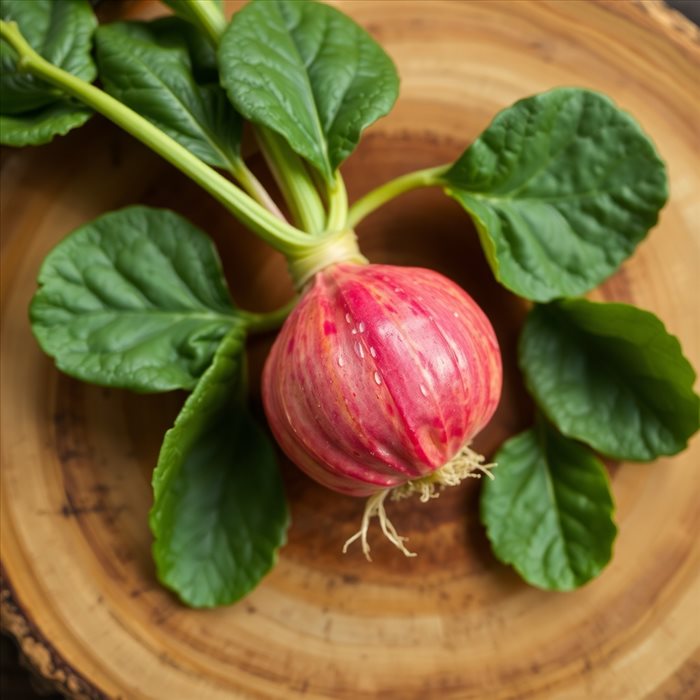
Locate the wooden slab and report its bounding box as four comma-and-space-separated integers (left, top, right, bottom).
1, 1, 699, 698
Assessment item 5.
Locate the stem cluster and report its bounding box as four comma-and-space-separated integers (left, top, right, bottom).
0, 7, 444, 292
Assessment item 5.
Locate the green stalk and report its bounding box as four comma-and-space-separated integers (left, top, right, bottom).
255, 127, 326, 234
229, 160, 287, 221
347, 165, 448, 228
177, 0, 227, 46
173, 0, 327, 236
160, 2, 283, 220
239, 298, 297, 334
0, 20, 312, 255
325, 174, 348, 233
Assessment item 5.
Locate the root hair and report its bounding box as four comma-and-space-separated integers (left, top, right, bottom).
342, 444, 495, 561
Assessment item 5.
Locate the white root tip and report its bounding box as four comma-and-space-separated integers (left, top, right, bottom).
342, 489, 416, 561
342, 444, 495, 561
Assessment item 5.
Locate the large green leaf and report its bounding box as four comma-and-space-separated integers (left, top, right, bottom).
481, 422, 617, 591
95, 18, 242, 171
443, 88, 668, 302
520, 300, 700, 461
0, 0, 96, 114
0, 100, 92, 146
30, 206, 242, 392
218, 0, 399, 181
150, 328, 289, 608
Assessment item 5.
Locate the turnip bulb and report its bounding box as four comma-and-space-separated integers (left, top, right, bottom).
263, 262, 502, 560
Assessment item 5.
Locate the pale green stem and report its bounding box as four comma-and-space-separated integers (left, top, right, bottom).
230, 160, 287, 221
347, 165, 448, 228
179, 0, 352, 241
0, 20, 313, 255
160, 1, 283, 220
325, 174, 348, 233
302, 157, 351, 235
239, 298, 297, 334
174, 1, 323, 234
255, 126, 326, 235
307, 162, 329, 205
178, 0, 227, 46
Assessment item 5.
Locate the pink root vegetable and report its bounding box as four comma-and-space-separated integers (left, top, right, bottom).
263, 263, 502, 559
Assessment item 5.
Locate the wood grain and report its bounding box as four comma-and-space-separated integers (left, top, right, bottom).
1, 1, 699, 698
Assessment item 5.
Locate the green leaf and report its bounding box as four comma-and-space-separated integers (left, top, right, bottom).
150, 328, 289, 608
30, 206, 242, 393
520, 300, 700, 461
0, 0, 97, 113
95, 18, 242, 171
218, 0, 399, 181
481, 422, 617, 591
443, 88, 668, 302
0, 100, 91, 145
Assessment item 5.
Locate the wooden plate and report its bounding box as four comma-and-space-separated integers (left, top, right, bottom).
2, 1, 698, 698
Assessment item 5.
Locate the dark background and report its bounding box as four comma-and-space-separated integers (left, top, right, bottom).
669, 0, 700, 24
1, 1, 697, 698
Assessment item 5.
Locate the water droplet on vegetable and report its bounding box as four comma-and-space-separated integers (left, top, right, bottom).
374, 371, 382, 386
369, 346, 377, 358
420, 384, 428, 397
358, 321, 366, 333
337, 355, 345, 367
355, 342, 365, 359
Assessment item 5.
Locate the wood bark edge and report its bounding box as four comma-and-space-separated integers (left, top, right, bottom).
0, 567, 106, 700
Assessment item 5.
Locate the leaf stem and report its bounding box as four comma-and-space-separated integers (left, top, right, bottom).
171, 2, 320, 234
160, 1, 283, 219
0, 20, 312, 255
229, 159, 287, 221
254, 126, 326, 235
239, 298, 298, 333
325, 174, 348, 233
347, 165, 448, 228
179, 0, 227, 46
